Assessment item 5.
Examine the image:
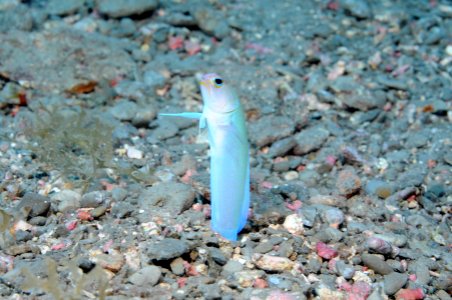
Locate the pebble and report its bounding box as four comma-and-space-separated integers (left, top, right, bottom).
139, 182, 195, 215
146, 238, 191, 261
16, 193, 50, 218
97, 0, 158, 18
109, 99, 138, 121
335, 260, 355, 279
253, 241, 274, 254
170, 257, 185, 276
91, 252, 125, 273
361, 254, 393, 275
266, 137, 296, 158
384, 272, 408, 295
128, 265, 161, 287
80, 191, 107, 208
249, 116, 295, 147
336, 168, 361, 196
208, 247, 228, 265
253, 254, 294, 272
293, 126, 329, 155
191, 7, 230, 39
90, 206, 107, 218
222, 259, 244, 275
52, 190, 82, 213
283, 214, 304, 236
366, 180, 393, 199
341, 0, 372, 19
45, 0, 85, 15
234, 270, 265, 288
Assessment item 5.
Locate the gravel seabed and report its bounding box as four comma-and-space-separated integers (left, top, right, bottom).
0, 0, 451, 299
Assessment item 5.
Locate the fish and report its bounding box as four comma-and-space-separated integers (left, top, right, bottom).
160, 73, 250, 240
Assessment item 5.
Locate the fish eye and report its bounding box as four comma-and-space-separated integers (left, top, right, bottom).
213, 78, 223, 88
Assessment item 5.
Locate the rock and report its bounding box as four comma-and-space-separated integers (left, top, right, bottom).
362, 254, 393, 275
146, 238, 191, 261
335, 260, 355, 279
45, 0, 85, 15
234, 270, 266, 288
342, 90, 385, 111
341, 0, 371, 18
192, 7, 230, 39
283, 214, 304, 236
336, 168, 361, 196
253, 254, 294, 272
80, 191, 107, 208
266, 137, 297, 158
384, 272, 408, 295
208, 247, 228, 265
109, 99, 139, 121
170, 257, 185, 275
376, 76, 408, 90
253, 241, 274, 254
139, 182, 195, 215
128, 266, 161, 287
0, 28, 135, 92
97, 0, 158, 18
222, 259, 243, 275
293, 126, 329, 155
91, 252, 124, 273
16, 193, 50, 218
90, 206, 107, 218
366, 180, 393, 199
249, 116, 295, 147
52, 190, 82, 212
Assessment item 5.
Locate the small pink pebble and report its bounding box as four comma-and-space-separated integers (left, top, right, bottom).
168, 36, 184, 50
177, 277, 187, 288
202, 204, 211, 217
65, 220, 78, 231
325, 155, 337, 166
184, 40, 201, 56
253, 278, 268, 288
51, 243, 66, 251
102, 239, 114, 253
395, 288, 424, 300
316, 242, 338, 260
261, 181, 273, 189
286, 200, 302, 211
409, 274, 417, 281
350, 281, 371, 299
192, 203, 203, 211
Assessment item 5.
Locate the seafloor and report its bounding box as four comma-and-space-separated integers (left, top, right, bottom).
0, 0, 451, 299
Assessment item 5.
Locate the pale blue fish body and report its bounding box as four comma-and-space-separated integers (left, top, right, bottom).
160, 73, 249, 240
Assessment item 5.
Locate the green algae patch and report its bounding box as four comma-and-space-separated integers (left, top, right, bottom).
23, 106, 115, 189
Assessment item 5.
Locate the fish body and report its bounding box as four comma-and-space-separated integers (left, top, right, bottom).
161, 73, 249, 240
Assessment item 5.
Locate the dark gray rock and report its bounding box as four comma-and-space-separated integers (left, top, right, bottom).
147, 238, 191, 261
341, 0, 371, 19
80, 191, 107, 208
293, 126, 329, 155
191, 7, 230, 38
128, 266, 161, 286
139, 182, 195, 216
362, 254, 393, 275
266, 137, 297, 158
97, 0, 158, 18
384, 272, 408, 295
46, 0, 86, 15
249, 116, 295, 147
16, 193, 51, 218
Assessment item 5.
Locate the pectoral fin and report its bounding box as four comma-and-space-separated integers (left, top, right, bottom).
159, 112, 202, 119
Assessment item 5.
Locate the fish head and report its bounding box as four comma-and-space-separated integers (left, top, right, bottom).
198, 73, 239, 113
